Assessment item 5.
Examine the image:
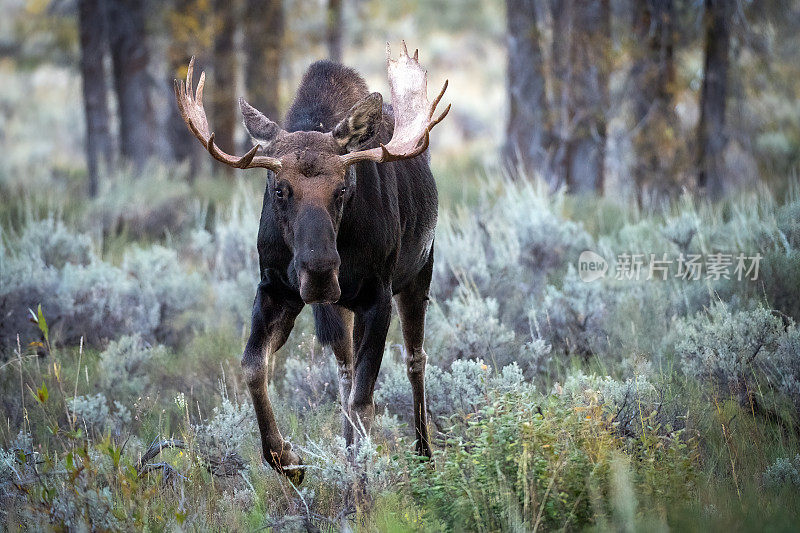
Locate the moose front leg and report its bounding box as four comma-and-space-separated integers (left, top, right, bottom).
347, 289, 392, 447
241, 280, 304, 483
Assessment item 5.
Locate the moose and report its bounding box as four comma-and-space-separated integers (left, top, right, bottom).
175, 43, 449, 484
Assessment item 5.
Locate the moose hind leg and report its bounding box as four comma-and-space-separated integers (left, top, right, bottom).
395, 257, 434, 458
330, 306, 355, 445
241, 280, 304, 483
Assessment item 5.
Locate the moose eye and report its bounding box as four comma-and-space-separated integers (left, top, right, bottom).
274, 187, 284, 199
339, 186, 348, 196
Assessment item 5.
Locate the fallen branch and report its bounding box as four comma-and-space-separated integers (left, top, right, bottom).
137, 437, 247, 479
138, 438, 187, 470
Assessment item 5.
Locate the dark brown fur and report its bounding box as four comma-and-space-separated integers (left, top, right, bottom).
239, 61, 437, 483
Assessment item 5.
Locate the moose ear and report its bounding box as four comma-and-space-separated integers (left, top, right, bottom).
332, 92, 383, 151
240, 97, 282, 151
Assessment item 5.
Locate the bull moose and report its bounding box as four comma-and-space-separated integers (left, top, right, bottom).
174, 43, 449, 484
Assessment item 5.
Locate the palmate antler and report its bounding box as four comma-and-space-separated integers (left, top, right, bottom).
174, 57, 283, 172
340, 42, 451, 166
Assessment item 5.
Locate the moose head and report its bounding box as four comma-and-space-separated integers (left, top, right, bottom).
174, 43, 449, 304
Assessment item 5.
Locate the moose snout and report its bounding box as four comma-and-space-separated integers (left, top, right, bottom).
294, 207, 342, 303
298, 263, 341, 304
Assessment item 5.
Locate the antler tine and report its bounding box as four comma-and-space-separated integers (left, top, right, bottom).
173, 78, 182, 108
173, 79, 193, 136
236, 144, 260, 168
207, 132, 225, 163
196, 71, 205, 106
401, 40, 409, 57
186, 56, 194, 96
431, 103, 452, 128
429, 79, 448, 120
207, 131, 217, 153
413, 49, 419, 60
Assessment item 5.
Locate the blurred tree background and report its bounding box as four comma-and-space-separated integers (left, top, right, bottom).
3, 0, 798, 205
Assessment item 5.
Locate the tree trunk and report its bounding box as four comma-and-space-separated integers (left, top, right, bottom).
78, 0, 112, 196
549, 0, 573, 190
697, 0, 731, 199
547, 0, 609, 195
243, 0, 284, 123
631, 0, 678, 203
503, 0, 549, 181
564, 0, 610, 194
210, 0, 238, 165
326, 0, 343, 63
165, 0, 200, 167
108, 0, 156, 168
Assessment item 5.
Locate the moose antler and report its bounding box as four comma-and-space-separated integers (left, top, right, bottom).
340, 42, 450, 166
174, 57, 282, 172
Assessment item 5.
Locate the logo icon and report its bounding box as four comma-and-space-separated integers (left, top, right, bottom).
578, 250, 608, 282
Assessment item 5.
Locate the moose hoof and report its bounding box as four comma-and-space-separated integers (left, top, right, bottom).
266, 446, 305, 485
283, 460, 305, 485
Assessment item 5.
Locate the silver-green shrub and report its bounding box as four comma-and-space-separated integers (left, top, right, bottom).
281, 334, 340, 412
87, 163, 194, 239
773, 328, 800, 405
434, 180, 592, 331
535, 266, 610, 356
16, 216, 94, 268
674, 302, 800, 409
557, 370, 673, 437
190, 193, 260, 281
56, 260, 159, 345
0, 431, 36, 486
70, 393, 132, 437
427, 284, 516, 368
777, 199, 800, 249
377, 356, 535, 427
51, 485, 121, 531
661, 212, 699, 252
97, 334, 167, 400
189, 191, 260, 329
763, 454, 800, 489
0, 219, 204, 350
299, 433, 400, 499
122, 245, 203, 342
0, 251, 63, 350
193, 390, 256, 459
1, 218, 90, 349
759, 250, 800, 321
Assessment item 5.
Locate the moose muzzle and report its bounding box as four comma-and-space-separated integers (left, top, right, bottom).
294, 207, 342, 304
